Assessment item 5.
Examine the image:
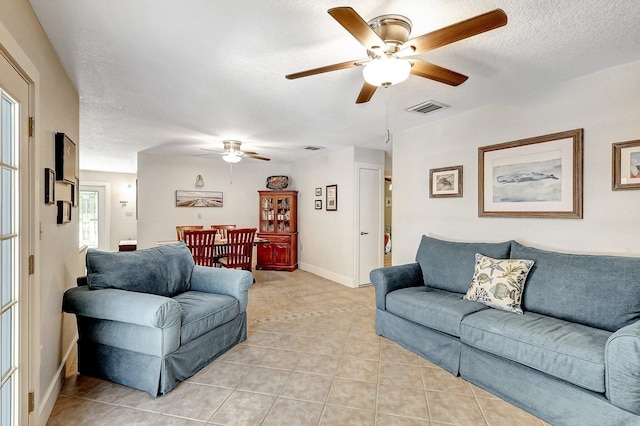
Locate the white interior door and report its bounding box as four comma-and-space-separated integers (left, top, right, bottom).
0, 50, 31, 426
356, 164, 383, 285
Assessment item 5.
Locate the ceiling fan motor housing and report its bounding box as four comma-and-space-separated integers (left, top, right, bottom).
367, 14, 412, 57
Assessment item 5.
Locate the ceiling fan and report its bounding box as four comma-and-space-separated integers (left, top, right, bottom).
286, 7, 507, 103
200, 140, 271, 163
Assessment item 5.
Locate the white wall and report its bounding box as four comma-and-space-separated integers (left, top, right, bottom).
79, 170, 138, 251
393, 60, 640, 265
137, 152, 292, 249
0, 1, 80, 424
292, 146, 384, 286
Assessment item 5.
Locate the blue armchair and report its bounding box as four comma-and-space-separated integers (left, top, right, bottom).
62, 242, 253, 396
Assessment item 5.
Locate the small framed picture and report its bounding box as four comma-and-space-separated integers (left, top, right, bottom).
430, 165, 463, 198
57, 200, 72, 224
315, 199, 322, 210
612, 139, 640, 190
44, 168, 55, 204
326, 184, 337, 211
315, 187, 322, 196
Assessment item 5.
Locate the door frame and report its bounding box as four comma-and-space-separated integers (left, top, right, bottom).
353, 162, 384, 286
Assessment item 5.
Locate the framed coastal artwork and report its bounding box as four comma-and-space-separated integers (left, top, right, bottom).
612, 139, 640, 190
429, 165, 463, 198
175, 190, 223, 207
478, 129, 583, 218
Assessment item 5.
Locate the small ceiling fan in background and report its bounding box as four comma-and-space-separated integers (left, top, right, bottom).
199, 140, 271, 163
286, 7, 507, 103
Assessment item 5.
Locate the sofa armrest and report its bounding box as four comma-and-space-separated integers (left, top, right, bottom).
605, 320, 640, 415
189, 266, 254, 312
370, 263, 424, 310
63, 286, 181, 329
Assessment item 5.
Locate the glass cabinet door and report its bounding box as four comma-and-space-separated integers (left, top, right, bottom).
260, 195, 274, 232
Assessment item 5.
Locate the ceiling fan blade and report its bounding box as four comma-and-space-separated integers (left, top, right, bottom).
409, 60, 468, 86
240, 150, 258, 155
328, 7, 386, 52
356, 82, 378, 104
400, 9, 507, 54
286, 59, 364, 80
245, 154, 271, 161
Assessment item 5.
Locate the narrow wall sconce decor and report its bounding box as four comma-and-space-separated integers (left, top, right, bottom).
195, 175, 205, 187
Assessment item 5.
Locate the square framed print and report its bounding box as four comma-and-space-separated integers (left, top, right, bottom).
44, 168, 55, 204
56, 200, 72, 224
315, 187, 322, 196
429, 165, 463, 198
326, 184, 337, 211
478, 129, 583, 218
612, 139, 640, 190
315, 199, 322, 210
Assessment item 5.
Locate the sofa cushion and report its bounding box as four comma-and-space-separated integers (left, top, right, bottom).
463, 254, 534, 314
386, 287, 488, 337
174, 291, 239, 345
86, 242, 194, 297
512, 241, 640, 332
415, 236, 512, 294
461, 309, 611, 393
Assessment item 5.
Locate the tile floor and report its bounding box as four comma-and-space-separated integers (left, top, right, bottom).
48, 269, 547, 425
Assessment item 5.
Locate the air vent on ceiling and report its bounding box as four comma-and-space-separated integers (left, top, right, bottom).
302, 146, 326, 151
406, 100, 449, 115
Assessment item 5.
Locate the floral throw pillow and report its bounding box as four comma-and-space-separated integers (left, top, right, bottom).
464, 253, 534, 314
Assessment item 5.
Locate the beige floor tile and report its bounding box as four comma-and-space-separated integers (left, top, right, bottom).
422, 367, 473, 395
376, 384, 430, 421
379, 362, 425, 389
470, 383, 500, 399
46, 395, 115, 426
187, 361, 250, 388
375, 412, 430, 425
261, 398, 324, 425
158, 383, 232, 421
220, 344, 268, 364
245, 330, 284, 348
236, 366, 292, 396
280, 372, 333, 403
380, 342, 421, 365
255, 347, 304, 370
427, 390, 487, 425
90, 407, 203, 425
295, 353, 341, 376
306, 337, 347, 356
342, 339, 381, 360
476, 397, 543, 426
327, 377, 378, 411
335, 357, 379, 382
319, 405, 375, 425
208, 390, 276, 425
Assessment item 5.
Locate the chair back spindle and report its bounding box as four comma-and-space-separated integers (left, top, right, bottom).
183, 229, 217, 266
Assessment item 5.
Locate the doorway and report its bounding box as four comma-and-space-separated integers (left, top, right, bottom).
355, 163, 384, 286
0, 50, 32, 425
79, 183, 110, 250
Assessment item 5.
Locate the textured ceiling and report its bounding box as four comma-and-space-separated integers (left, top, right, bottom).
28, 0, 640, 173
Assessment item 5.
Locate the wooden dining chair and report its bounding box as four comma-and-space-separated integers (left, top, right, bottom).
183, 229, 217, 267
176, 225, 204, 241
211, 224, 236, 240
217, 228, 257, 272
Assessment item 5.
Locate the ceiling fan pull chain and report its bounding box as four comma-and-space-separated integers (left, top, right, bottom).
385, 86, 390, 144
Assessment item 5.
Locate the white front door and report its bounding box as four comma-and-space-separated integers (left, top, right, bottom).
0, 49, 31, 425
356, 164, 383, 285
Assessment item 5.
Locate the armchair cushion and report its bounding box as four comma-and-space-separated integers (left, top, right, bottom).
174, 291, 240, 345
86, 242, 194, 297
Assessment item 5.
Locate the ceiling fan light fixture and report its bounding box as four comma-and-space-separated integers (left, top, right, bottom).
222, 152, 241, 163
362, 57, 411, 87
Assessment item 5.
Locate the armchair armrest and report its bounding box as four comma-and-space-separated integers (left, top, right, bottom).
62, 286, 181, 329
605, 320, 640, 415
370, 263, 424, 310
190, 266, 254, 312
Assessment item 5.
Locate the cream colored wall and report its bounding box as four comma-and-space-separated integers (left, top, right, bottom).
79, 170, 138, 251
137, 152, 292, 249
392, 60, 640, 265
0, 0, 79, 424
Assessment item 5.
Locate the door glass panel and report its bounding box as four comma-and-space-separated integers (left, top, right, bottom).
1, 96, 12, 165
1, 309, 12, 378
79, 190, 99, 248
1, 239, 12, 307
2, 376, 12, 425
2, 167, 13, 235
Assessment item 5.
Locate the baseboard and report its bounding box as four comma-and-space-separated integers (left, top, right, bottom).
37, 334, 77, 425
299, 263, 355, 288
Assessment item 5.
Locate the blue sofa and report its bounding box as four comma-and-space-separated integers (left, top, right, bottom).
371, 236, 640, 425
63, 242, 253, 396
